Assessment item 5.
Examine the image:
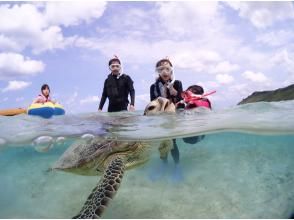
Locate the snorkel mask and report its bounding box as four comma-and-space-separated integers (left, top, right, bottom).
155, 58, 175, 88
109, 55, 123, 78
109, 63, 121, 72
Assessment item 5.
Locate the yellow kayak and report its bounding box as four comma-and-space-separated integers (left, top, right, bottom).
0, 108, 27, 116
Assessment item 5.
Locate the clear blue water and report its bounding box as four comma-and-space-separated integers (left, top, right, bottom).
0, 101, 293, 218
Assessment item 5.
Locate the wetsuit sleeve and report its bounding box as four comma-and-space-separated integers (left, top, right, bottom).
173, 80, 183, 103
98, 79, 108, 110
150, 84, 156, 101
127, 76, 135, 106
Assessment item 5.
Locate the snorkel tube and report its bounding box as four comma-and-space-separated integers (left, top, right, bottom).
181, 90, 216, 102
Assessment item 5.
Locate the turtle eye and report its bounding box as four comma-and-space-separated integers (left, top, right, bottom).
148, 105, 156, 111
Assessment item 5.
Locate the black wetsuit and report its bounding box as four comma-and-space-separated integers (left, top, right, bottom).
150, 78, 183, 164
99, 74, 135, 112
150, 78, 183, 104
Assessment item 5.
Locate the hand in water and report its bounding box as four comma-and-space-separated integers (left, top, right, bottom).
129, 105, 135, 111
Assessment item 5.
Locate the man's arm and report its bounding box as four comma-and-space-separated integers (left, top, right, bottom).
150, 84, 157, 101
127, 76, 135, 106
98, 80, 108, 110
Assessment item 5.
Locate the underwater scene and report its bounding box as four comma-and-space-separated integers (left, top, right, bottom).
0, 100, 294, 218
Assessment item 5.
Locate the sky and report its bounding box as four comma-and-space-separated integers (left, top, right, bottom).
0, 1, 294, 113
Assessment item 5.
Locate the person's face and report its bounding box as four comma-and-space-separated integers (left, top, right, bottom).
157, 61, 172, 82
42, 88, 50, 97
109, 61, 121, 75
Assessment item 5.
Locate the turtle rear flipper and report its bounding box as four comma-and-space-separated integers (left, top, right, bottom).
73, 157, 125, 219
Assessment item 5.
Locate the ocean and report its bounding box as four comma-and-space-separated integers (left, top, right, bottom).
0, 100, 293, 218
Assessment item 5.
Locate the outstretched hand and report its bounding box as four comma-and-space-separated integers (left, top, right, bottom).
168, 85, 178, 96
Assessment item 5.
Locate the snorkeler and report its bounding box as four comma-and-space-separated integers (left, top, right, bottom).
180, 85, 215, 144
180, 85, 215, 110
149, 57, 184, 182
32, 84, 56, 104
98, 55, 135, 112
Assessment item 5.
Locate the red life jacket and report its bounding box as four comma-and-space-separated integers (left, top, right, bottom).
181, 90, 215, 109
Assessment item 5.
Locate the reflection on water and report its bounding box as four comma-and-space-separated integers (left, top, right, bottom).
1, 100, 294, 146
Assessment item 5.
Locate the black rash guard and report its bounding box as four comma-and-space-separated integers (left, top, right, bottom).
99, 74, 135, 112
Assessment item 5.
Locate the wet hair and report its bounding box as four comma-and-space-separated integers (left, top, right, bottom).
187, 85, 204, 95
155, 58, 173, 68
108, 58, 121, 66
41, 84, 50, 92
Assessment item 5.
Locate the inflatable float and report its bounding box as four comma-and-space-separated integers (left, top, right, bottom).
27, 102, 65, 118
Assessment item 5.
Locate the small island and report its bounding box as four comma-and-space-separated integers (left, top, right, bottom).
238, 84, 294, 105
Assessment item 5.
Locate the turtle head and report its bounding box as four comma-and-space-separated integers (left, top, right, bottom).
144, 97, 175, 115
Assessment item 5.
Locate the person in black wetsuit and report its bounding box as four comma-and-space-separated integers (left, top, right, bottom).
98, 56, 135, 112
149, 57, 184, 182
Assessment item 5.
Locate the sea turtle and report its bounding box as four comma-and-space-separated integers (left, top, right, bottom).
52, 97, 176, 218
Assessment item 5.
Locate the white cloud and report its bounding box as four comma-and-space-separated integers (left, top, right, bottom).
0, 53, 45, 79
74, 2, 243, 77
256, 30, 294, 47
0, 35, 21, 51
270, 49, 294, 70
173, 49, 221, 72
44, 1, 107, 27
74, 37, 100, 50
200, 81, 220, 89
231, 46, 274, 72
70, 2, 245, 92
216, 74, 234, 84
226, 2, 294, 29
209, 61, 239, 74
2, 80, 31, 92
31, 26, 76, 54
74, 36, 226, 75
80, 95, 100, 104
228, 83, 251, 97
269, 49, 294, 84
242, 70, 269, 83
0, 2, 107, 54
157, 1, 221, 37
0, 4, 46, 35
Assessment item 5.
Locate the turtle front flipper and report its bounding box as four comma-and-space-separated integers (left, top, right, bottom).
73, 157, 125, 219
